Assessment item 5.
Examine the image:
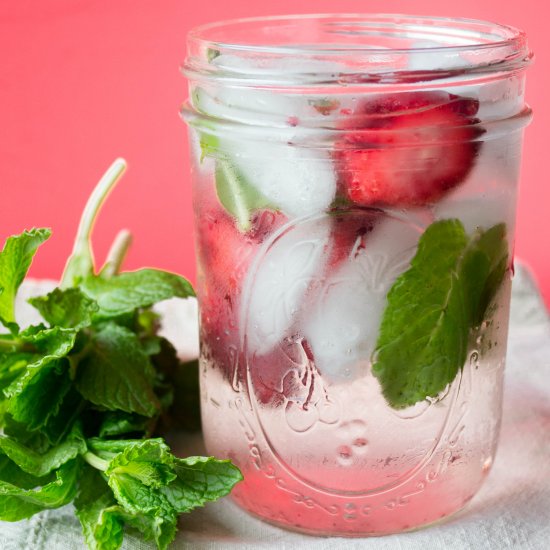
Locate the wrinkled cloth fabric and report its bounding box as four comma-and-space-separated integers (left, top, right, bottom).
1, 267, 549, 549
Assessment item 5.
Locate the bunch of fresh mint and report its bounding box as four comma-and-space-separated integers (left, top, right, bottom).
0, 159, 242, 549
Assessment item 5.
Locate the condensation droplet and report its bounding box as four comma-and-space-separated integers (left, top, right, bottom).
337, 445, 353, 466
352, 437, 368, 451
482, 456, 493, 473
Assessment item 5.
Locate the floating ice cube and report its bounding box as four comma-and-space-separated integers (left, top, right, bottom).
303, 214, 423, 382
230, 139, 336, 218
434, 193, 513, 236
193, 85, 304, 124
477, 76, 525, 121
242, 216, 331, 356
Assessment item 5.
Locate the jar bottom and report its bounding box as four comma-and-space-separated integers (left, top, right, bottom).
230, 489, 480, 537
227, 457, 494, 538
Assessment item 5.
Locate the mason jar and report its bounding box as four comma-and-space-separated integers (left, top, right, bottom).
181, 14, 532, 535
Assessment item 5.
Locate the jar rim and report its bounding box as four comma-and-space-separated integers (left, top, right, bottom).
183, 14, 532, 85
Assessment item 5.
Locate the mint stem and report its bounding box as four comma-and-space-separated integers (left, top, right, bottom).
0, 336, 33, 353
100, 229, 133, 278
60, 159, 127, 289
83, 451, 110, 472
0, 336, 22, 352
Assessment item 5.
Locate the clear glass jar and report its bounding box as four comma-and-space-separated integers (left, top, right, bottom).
181, 14, 532, 536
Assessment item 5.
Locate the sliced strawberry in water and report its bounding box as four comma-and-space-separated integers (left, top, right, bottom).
334, 91, 481, 207
326, 210, 377, 269
196, 199, 286, 380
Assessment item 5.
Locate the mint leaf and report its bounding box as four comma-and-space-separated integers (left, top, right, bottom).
0, 160, 240, 550
29, 288, 99, 329
0, 228, 51, 323
3, 326, 77, 430
0, 458, 80, 521
372, 220, 509, 409
160, 456, 243, 513
0, 422, 85, 476
75, 323, 160, 416
6, 359, 71, 431
99, 412, 152, 439
105, 440, 176, 488
215, 159, 274, 232
81, 269, 194, 318
0, 353, 34, 390
118, 506, 176, 550
75, 466, 124, 550
18, 324, 77, 356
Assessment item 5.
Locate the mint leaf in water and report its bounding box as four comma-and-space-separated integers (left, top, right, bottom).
372, 219, 508, 409
215, 158, 274, 232
0, 228, 51, 324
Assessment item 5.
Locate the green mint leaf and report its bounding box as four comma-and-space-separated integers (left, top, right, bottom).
3, 327, 77, 430
0, 228, 51, 323
80, 269, 194, 318
372, 219, 509, 409
0, 317, 19, 336
0, 422, 85, 476
206, 48, 221, 62
75, 466, 124, 550
75, 323, 160, 417
108, 469, 173, 516
158, 356, 201, 432
118, 506, 177, 550
18, 324, 77, 355
215, 158, 274, 232
38, 387, 84, 445
0, 457, 80, 521
0, 352, 34, 390
29, 287, 99, 329
105, 439, 176, 488
99, 412, 152, 439
160, 456, 243, 513
6, 358, 72, 431
86, 439, 232, 550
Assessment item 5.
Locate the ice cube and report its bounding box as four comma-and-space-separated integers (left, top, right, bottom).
303, 214, 422, 381
241, 216, 331, 356
434, 193, 513, 236
230, 139, 336, 218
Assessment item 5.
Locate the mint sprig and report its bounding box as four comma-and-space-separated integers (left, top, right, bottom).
0, 159, 242, 549
372, 219, 509, 409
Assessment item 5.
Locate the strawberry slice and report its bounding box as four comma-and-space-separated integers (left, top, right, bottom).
195, 193, 286, 381
334, 92, 481, 207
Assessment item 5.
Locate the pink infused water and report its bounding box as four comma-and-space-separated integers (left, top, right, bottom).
182, 15, 532, 535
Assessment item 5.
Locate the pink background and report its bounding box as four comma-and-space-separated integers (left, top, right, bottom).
1, 1, 548, 304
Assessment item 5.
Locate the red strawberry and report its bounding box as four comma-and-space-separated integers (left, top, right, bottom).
195, 195, 286, 381
326, 210, 377, 269
334, 92, 481, 207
